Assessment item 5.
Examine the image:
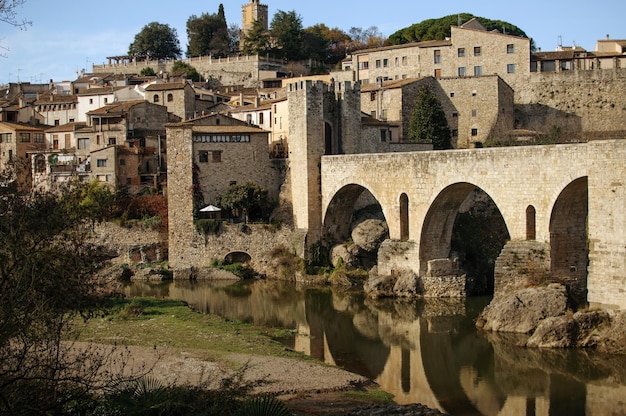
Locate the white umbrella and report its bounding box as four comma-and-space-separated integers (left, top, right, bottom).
199, 205, 221, 212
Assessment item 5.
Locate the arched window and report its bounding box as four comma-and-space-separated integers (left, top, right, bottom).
167, 93, 174, 102
153, 94, 159, 103
526, 205, 536, 240
400, 193, 409, 241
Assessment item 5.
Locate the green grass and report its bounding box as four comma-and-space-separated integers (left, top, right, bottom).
77, 297, 305, 360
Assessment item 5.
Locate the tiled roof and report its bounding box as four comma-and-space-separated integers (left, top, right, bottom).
45, 122, 88, 133
191, 125, 269, 134
77, 86, 124, 96
360, 77, 423, 92
87, 100, 145, 116
350, 39, 452, 56
145, 82, 189, 91
0, 121, 47, 131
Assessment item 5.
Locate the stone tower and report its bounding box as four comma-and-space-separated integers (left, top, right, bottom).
286, 80, 362, 247
241, 0, 268, 37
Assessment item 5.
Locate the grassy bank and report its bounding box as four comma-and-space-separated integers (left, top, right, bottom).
77, 297, 305, 361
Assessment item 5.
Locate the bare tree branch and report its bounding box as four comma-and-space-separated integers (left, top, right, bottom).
0, 0, 31, 30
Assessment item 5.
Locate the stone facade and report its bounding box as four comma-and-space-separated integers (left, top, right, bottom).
321, 140, 626, 309
360, 75, 514, 147
145, 82, 196, 121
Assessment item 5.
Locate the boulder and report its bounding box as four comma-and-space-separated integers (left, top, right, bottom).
330, 243, 361, 269
392, 270, 422, 298
351, 219, 389, 253
526, 310, 611, 348
364, 267, 396, 298
476, 284, 568, 333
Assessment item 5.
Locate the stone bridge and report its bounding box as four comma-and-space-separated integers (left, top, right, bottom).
320, 140, 626, 309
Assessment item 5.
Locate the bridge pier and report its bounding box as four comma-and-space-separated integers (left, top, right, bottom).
494, 240, 551, 294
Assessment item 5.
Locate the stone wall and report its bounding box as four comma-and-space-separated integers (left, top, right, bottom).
93, 55, 288, 88
91, 222, 168, 264
511, 69, 626, 139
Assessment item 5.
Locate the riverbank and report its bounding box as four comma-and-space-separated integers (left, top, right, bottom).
76, 297, 445, 415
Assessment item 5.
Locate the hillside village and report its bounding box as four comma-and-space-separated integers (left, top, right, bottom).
1, 0, 625, 210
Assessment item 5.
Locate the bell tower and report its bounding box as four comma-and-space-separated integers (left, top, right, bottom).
241, 0, 268, 37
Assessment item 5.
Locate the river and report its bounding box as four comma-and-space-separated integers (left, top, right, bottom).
125, 279, 626, 416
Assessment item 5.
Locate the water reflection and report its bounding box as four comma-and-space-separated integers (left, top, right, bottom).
125, 280, 626, 416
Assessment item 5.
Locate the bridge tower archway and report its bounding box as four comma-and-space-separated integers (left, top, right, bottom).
420, 183, 510, 295
549, 176, 588, 308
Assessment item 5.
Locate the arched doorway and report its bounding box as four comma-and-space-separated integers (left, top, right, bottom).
400, 193, 409, 241
526, 205, 536, 240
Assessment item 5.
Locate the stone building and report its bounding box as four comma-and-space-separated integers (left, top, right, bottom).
0, 121, 47, 189
241, 0, 268, 37
341, 19, 531, 90
360, 75, 514, 148
144, 82, 196, 121
34, 93, 78, 126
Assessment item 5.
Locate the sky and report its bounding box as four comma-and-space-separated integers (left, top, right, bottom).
1, 0, 624, 86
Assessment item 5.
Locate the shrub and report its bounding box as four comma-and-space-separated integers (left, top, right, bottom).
196, 219, 222, 235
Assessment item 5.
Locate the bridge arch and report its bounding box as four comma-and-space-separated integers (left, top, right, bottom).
549, 176, 588, 307
419, 183, 510, 294
323, 184, 387, 246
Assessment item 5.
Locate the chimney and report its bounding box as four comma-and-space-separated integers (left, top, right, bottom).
607, 34, 610, 40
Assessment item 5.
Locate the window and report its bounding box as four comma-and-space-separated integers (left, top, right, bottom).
402, 56, 407, 65
472, 109, 477, 117
211, 150, 222, 163
474, 46, 481, 56
450, 92, 455, 98
507, 64, 516, 73
452, 111, 458, 118
383, 58, 389, 68
452, 129, 458, 137
0, 133, 11, 143
394, 57, 399, 67
458, 67, 466, 77
370, 91, 377, 101
167, 93, 174, 102
198, 151, 209, 163
457, 48, 465, 57
78, 138, 89, 149
259, 113, 264, 124
375, 59, 381, 68
104, 98, 108, 104
96, 159, 107, 167
108, 137, 116, 145
507, 44, 515, 54
434, 50, 441, 64
120, 159, 126, 166
380, 129, 387, 142
19, 133, 30, 143
89, 99, 93, 104
471, 128, 478, 136
358, 61, 369, 70
54, 119, 60, 126
34, 133, 44, 143
153, 94, 159, 103
472, 90, 477, 97
474, 66, 482, 76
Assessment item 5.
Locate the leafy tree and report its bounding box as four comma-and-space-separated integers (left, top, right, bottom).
228, 23, 240, 53
388, 13, 531, 48
407, 85, 452, 149
270, 10, 304, 61
172, 60, 202, 82
128, 21, 182, 60
186, 4, 230, 58
216, 182, 269, 223
0, 0, 31, 29
241, 19, 271, 55
140, 66, 156, 76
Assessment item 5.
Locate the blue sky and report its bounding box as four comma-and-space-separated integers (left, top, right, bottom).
1, 0, 624, 85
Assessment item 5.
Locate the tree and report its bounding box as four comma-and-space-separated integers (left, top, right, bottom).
171, 60, 202, 82
388, 13, 532, 49
241, 19, 270, 56
186, 4, 230, 58
270, 10, 304, 61
140, 66, 156, 76
0, 165, 128, 414
216, 182, 269, 223
407, 85, 452, 149
347, 26, 387, 53
0, 0, 31, 29
128, 22, 182, 60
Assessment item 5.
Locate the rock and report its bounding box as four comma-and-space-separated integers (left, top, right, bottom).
351, 219, 388, 253
596, 311, 626, 355
330, 244, 361, 269
476, 284, 568, 333
364, 268, 396, 298
526, 310, 611, 348
392, 269, 422, 297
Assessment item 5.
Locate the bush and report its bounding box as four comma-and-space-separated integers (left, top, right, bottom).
196, 219, 222, 235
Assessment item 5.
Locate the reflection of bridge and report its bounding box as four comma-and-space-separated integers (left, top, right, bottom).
320, 141, 626, 308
